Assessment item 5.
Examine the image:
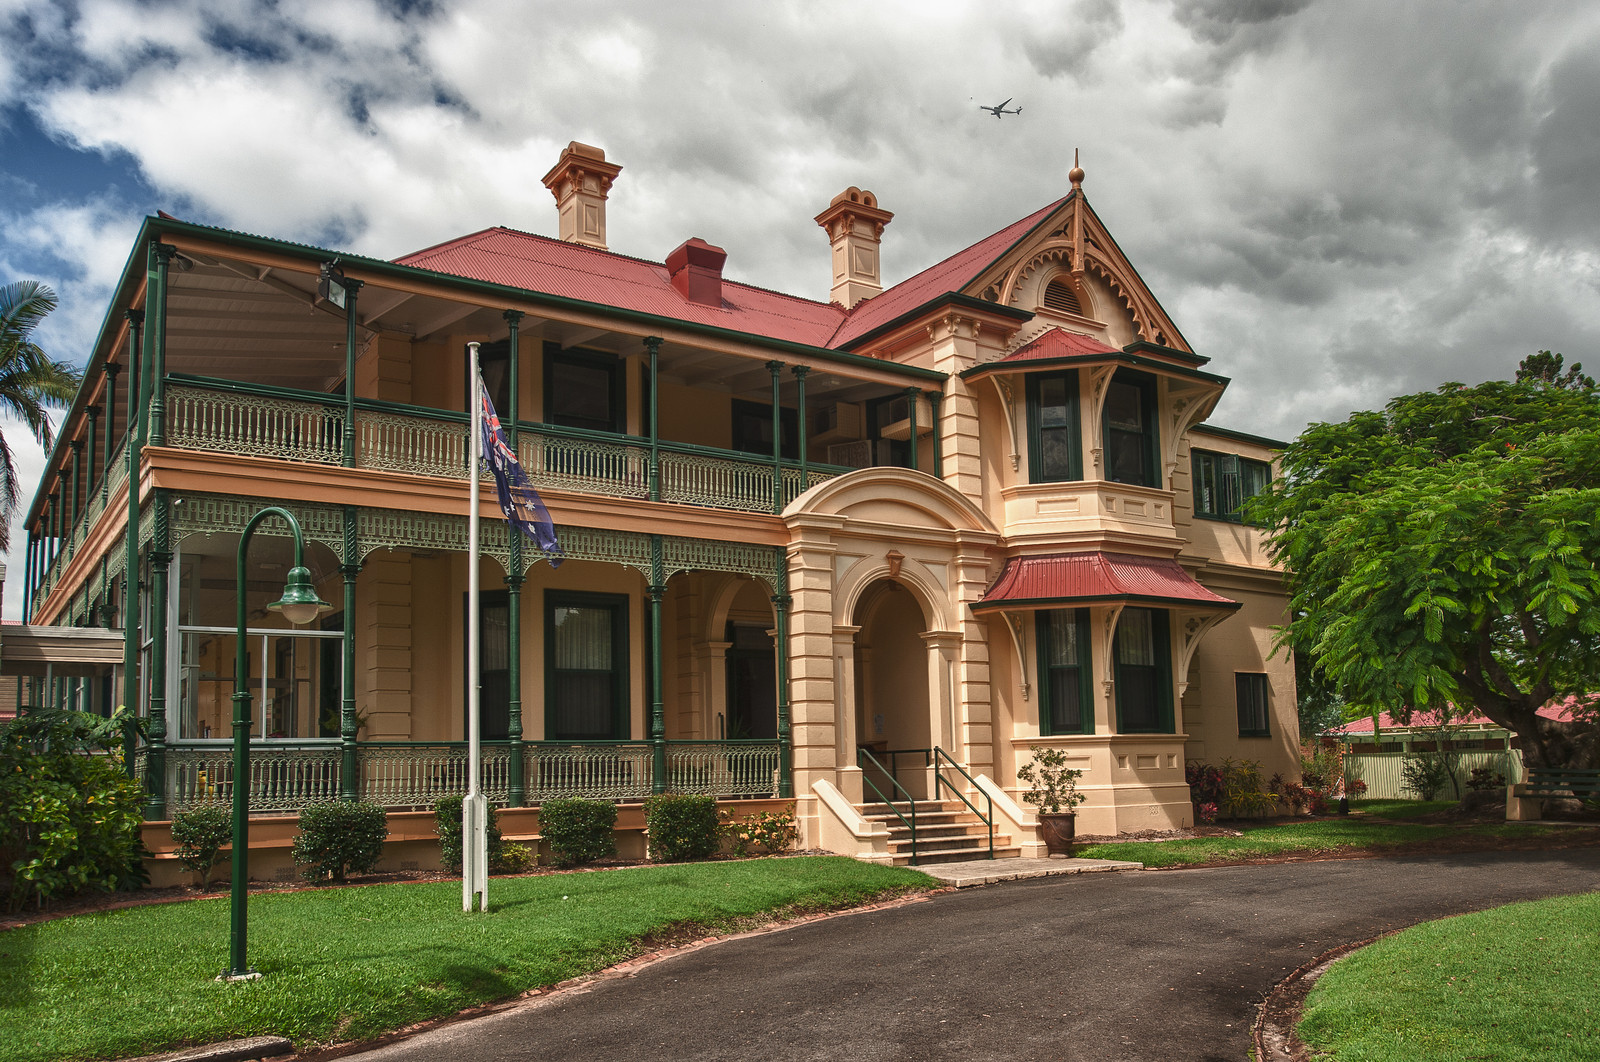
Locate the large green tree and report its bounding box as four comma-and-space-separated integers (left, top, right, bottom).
0, 281, 82, 552
1254, 353, 1600, 768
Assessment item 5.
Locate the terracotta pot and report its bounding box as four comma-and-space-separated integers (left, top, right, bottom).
1038, 811, 1077, 855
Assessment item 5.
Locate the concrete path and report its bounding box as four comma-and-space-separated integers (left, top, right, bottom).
917, 855, 1142, 887
338, 849, 1600, 1062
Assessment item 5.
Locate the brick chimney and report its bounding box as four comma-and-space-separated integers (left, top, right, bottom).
814, 186, 893, 308
666, 238, 727, 307
540, 142, 623, 250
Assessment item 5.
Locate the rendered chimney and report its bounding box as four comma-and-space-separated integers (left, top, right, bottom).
666, 237, 727, 307
540, 142, 623, 250
814, 186, 893, 309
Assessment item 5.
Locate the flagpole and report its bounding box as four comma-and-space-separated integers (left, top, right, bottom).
464, 342, 488, 912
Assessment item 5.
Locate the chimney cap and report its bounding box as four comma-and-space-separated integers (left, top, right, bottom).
665, 236, 728, 274
814, 186, 893, 230
541, 141, 623, 193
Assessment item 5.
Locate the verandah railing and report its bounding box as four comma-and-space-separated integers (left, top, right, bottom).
149, 739, 783, 815
165, 377, 844, 513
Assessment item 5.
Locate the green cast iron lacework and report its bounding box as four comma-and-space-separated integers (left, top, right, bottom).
164, 379, 846, 515
168, 386, 344, 465
357, 507, 514, 569
171, 495, 349, 563
158, 740, 782, 812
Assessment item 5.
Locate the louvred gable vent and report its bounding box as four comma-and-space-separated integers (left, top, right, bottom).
1043, 277, 1082, 316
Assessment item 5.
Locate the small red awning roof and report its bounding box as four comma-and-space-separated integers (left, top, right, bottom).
974, 552, 1240, 611
996, 329, 1121, 362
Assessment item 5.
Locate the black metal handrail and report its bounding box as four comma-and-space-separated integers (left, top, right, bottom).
858, 746, 919, 865
931, 747, 994, 860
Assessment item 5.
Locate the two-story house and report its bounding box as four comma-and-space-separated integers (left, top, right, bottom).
17, 143, 1297, 868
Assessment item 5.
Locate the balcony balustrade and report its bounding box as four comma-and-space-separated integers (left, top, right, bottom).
143, 739, 784, 814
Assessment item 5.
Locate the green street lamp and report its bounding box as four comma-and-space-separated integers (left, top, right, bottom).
223, 506, 331, 982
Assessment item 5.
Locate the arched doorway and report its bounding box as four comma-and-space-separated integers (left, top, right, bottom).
853, 578, 932, 798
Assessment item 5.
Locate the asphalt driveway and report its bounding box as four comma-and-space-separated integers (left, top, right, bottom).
340, 849, 1600, 1062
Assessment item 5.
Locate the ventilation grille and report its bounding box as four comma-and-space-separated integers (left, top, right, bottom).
1042, 278, 1082, 316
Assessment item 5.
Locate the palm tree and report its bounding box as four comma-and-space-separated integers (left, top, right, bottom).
0, 281, 83, 552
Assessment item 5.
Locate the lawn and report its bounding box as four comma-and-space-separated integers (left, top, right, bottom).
1073, 812, 1550, 868
0, 857, 936, 1062
1298, 891, 1600, 1061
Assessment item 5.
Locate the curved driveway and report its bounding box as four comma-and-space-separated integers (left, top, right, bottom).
344, 850, 1600, 1062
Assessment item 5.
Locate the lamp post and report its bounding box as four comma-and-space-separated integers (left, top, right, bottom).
224, 506, 331, 981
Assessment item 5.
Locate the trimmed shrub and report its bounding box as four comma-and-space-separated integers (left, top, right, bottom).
643, 793, 719, 862
291, 801, 388, 882
496, 842, 536, 873
171, 804, 233, 887
540, 798, 617, 866
433, 795, 505, 875
722, 803, 799, 857
0, 708, 146, 911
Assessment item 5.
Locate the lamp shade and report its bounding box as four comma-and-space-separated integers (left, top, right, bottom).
268, 566, 333, 626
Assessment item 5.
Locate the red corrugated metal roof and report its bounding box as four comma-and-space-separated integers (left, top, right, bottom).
994, 329, 1120, 363
396, 228, 848, 346
395, 196, 1070, 352
1329, 698, 1584, 735
974, 552, 1240, 610
828, 197, 1068, 348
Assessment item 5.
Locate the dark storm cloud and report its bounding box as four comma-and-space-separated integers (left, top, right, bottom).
1528, 45, 1600, 243
1021, 0, 1124, 80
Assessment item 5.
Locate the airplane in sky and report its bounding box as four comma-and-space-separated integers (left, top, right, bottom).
979, 98, 1022, 119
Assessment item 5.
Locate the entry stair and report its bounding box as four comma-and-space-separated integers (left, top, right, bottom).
859, 798, 1021, 865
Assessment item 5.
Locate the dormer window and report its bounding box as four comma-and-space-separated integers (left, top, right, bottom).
1042, 276, 1083, 317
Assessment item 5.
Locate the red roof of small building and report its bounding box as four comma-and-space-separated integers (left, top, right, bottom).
1329, 698, 1585, 735
397, 228, 848, 346
974, 552, 1240, 611
993, 329, 1121, 363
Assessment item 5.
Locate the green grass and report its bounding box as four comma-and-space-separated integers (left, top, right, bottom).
0, 857, 935, 1062
1073, 816, 1550, 868
1298, 892, 1600, 1061
1352, 798, 1458, 820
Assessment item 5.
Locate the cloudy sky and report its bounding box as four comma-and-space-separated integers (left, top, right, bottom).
3, 0, 1600, 617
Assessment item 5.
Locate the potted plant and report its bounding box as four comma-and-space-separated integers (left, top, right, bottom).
1017, 745, 1086, 855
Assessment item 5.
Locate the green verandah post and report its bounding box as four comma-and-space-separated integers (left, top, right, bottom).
340, 508, 360, 800
649, 535, 666, 794
775, 561, 793, 799
121, 307, 144, 799
506, 310, 526, 807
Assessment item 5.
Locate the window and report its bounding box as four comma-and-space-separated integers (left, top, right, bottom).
1236, 673, 1270, 737
1037, 609, 1092, 734
1026, 370, 1082, 482
477, 339, 511, 415
544, 344, 623, 434
731, 399, 798, 459
545, 591, 629, 740
463, 590, 510, 740
1193, 449, 1272, 524
1103, 369, 1158, 487
1113, 607, 1172, 733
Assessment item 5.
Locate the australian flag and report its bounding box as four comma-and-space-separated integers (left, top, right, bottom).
478, 375, 564, 566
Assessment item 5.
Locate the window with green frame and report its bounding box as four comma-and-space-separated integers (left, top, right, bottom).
1113, 607, 1173, 733
1236, 673, 1270, 737
543, 343, 624, 434
545, 590, 629, 740
1192, 449, 1272, 524
1103, 369, 1159, 487
1037, 608, 1092, 734
1026, 370, 1083, 482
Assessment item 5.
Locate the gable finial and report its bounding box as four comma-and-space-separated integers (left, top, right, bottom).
1069, 149, 1085, 190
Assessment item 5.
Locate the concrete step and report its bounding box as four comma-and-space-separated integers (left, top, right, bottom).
894, 845, 1024, 866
